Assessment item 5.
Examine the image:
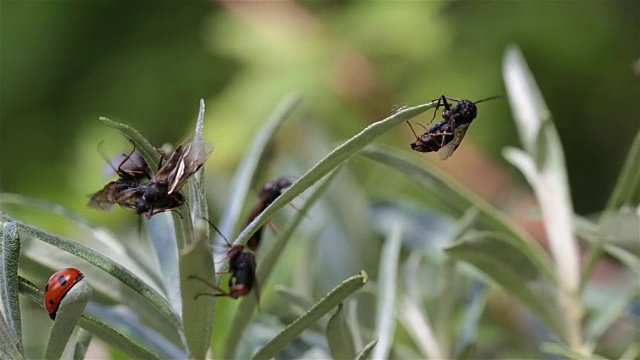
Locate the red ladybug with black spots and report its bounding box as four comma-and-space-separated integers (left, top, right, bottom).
44, 268, 84, 320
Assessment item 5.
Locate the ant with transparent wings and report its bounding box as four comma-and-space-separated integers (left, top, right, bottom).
408, 95, 499, 160
88, 143, 151, 210
115, 134, 213, 218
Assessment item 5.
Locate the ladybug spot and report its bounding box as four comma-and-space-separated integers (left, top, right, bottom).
49, 299, 55, 305
57, 276, 67, 285
45, 284, 49, 291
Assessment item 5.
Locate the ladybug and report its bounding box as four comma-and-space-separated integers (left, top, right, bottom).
44, 268, 84, 320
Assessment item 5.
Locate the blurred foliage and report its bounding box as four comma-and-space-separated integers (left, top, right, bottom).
1, 1, 639, 359
1, 1, 639, 215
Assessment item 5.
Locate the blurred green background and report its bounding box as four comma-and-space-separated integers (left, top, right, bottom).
2, 0, 639, 218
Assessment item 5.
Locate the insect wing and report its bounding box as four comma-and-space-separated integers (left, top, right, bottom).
438, 124, 469, 160
153, 134, 214, 194
88, 183, 119, 209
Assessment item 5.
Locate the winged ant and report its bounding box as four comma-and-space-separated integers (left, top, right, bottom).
408, 95, 499, 160
243, 176, 294, 252
189, 218, 259, 301
115, 134, 214, 218
88, 143, 150, 210
190, 249, 258, 300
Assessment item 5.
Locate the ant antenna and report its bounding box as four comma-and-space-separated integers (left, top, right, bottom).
200, 217, 231, 245
96, 140, 120, 175
474, 95, 501, 104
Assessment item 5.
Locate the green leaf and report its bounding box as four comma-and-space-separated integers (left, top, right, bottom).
355, 339, 378, 360
216, 93, 302, 241
2, 215, 185, 338
0, 321, 23, 360
146, 213, 181, 312
72, 329, 92, 360
326, 304, 356, 360
274, 286, 316, 311
445, 231, 563, 335
367, 201, 456, 253
251, 271, 368, 360
605, 129, 640, 210
540, 343, 608, 360
584, 284, 640, 343
398, 295, 442, 359
98, 116, 162, 170
0, 222, 23, 356
19, 278, 168, 360
44, 280, 93, 360
222, 170, 339, 360
454, 281, 488, 360
180, 222, 216, 359
503, 48, 581, 351
581, 129, 640, 291
575, 215, 640, 274
361, 145, 556, 283
181, 102, 216, 360
372, 221, 403, 360
232, 101, 438, 251
502, 45, 551, 155
0, 193, 164, 289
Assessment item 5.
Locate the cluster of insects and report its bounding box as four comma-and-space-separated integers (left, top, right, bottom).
44, 94, 495, 319
408, 95, 499, 160
88, 134, 214, 218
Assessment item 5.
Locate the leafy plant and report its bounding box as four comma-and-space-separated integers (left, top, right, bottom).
1, 46, 638, 359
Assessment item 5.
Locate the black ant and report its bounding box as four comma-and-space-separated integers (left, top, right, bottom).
408, 95, 499, 160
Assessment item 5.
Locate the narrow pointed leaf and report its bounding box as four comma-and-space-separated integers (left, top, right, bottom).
232, 101, 438, 252
44, 281, 93, 359
180, 101, 216, 360
216, 93, 301, 243
251, 271, 368, 360
326, 304, 356, 360
355, 339, 378, 360
0, 222, 23, 354
372, 222, 403, 360
361, 145, 556, 283
223, 169, 338, 359
72, 329, 92, 360
454, 281, 488, 359
2, 215, 185, 335
445, 231, 562, 335
98, 117, 161, 170
19, 278, 169, 359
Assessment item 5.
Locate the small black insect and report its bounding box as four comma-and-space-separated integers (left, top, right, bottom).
117, 134, 213, 218
243, 176, 294, 252
409, 95, 499, 160
88, 144, 150, 210
190, 248, 258, 300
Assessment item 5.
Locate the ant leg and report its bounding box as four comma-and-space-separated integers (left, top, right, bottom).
406, 121, 420, 139
117, 142, 137, 171
438, 121, 456, 147
157, 151, 166, 170
429, 96, 446, 123
287, 202, 309, 219
445, 97, 462, 103
267, 220, 280, 234
189, 275, 217, 289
